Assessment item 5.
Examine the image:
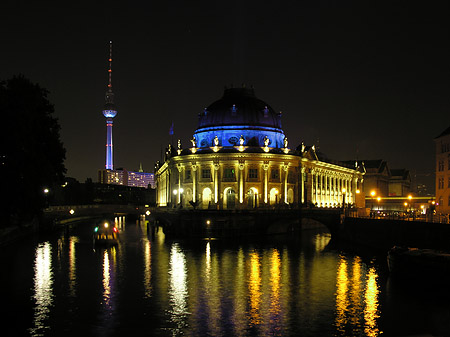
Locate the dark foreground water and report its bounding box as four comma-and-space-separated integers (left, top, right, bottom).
2, 218, 450, 337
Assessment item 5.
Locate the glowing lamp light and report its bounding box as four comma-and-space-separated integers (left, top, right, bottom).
370, 191, 376, 197
43, 188, 49, 194
94, 227, 99, 232
206, 220, 211, 225
356, 189, 360, 194
145, 210, 151, 216
377, 197, 381, 202
104, 222, 109, 228
113, 227, 118, 232
173, 190, 178, 195
69, 209, 75, 215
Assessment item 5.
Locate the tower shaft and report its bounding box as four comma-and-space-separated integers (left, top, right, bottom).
106, 118, 114, 170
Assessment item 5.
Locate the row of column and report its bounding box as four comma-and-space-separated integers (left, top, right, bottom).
311, 171, 356, 206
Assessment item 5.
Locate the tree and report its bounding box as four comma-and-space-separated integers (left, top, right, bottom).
0, 75, 66, 226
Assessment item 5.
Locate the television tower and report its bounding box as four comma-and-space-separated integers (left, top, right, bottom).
102, 41, 117, 170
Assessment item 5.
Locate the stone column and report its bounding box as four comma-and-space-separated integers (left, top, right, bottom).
214, 162, 220, 204
239, 160, 245, 204
263, 161, 269, 204
192, 164, 197, 202
301, 167, 305, 204
283, 164, 289, 203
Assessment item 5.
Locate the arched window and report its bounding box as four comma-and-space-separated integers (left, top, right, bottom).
224, 188, 236, 209
269, 188, 279, 205
202, 188, 212, 209
288, 188, 294, 204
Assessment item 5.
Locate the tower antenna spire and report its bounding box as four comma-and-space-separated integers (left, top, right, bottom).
108, 40, 113, 91
102, 40, 118, 170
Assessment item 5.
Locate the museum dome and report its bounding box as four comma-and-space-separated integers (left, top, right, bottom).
197, 87, 282, 129
193, 87, 286, 149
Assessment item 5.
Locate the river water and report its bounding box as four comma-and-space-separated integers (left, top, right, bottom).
2, 217, 450, 336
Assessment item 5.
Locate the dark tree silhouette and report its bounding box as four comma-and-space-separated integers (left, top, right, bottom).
0, 75, 66, 226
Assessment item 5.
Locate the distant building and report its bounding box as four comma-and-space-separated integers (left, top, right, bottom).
389, 169, 411, 197
361, 160, 411, 197
434, 126, 450, 214
98, 168, 155, 189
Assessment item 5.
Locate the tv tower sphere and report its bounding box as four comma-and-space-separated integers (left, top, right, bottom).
102, 41, 117, 170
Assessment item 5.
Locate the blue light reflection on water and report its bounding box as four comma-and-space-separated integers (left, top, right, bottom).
2, 220, 450, 336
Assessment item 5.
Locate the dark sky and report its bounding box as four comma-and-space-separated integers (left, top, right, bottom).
2, 1, 449, 190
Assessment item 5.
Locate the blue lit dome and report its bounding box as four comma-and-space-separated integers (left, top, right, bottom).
193, 87, 285, 148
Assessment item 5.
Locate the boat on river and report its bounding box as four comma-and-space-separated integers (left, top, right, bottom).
387, 246, 450, 279
93, 220, 119, 246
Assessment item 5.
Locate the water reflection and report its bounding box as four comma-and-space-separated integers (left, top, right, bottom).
68, 236, 78, 297
364, 267, 380, 337
30, 242, 53, 336
269, 249, 281, 334
168, 243, 188, 333
335, 255, 381, 336
143, 239, 152, 298
248, 251, 262, 326
101, 247, 117, 315
9, 223, 392, 336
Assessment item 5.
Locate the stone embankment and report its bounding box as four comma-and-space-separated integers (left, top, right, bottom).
340, 217, 450, 251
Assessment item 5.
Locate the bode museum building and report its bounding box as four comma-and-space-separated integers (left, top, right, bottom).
155, 87, 365, 210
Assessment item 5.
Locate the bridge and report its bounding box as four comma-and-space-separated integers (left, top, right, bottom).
43, 204, 344, 238
151, 208, 343, 238
43, 204, 150, 226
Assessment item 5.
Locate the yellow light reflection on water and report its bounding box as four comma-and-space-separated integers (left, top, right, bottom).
169, 243, 188, 332
335, 255, 381, 336
30, 242, 53, 336
232, 248, 247, 335
364, 267, 380, 337
270, 249, 281, 330
69, 236, 78, 297
350, 256, 362, 327
103, 250, 111, 305
143, 240, 152, 298
249, 251, 262, 326
205, 241, 211, 281
314, 233, 331, 252
335, 256, 348, 334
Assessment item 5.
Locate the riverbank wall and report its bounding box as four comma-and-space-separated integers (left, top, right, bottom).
340, 217, 450, 251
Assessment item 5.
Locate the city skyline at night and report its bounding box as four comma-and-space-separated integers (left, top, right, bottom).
2, 1, 448, 190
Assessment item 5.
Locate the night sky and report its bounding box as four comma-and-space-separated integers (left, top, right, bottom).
2, 1, 449, 191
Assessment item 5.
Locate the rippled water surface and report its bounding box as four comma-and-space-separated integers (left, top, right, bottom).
2, 218, 450, 336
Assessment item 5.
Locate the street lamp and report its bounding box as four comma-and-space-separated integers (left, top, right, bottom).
408, 195, 412, 219
377, 197, 381, 217
370, 190, 376, 216
173, 188, 184, 208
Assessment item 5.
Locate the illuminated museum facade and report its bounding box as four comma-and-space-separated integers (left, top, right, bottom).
155, 87, 365, 209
